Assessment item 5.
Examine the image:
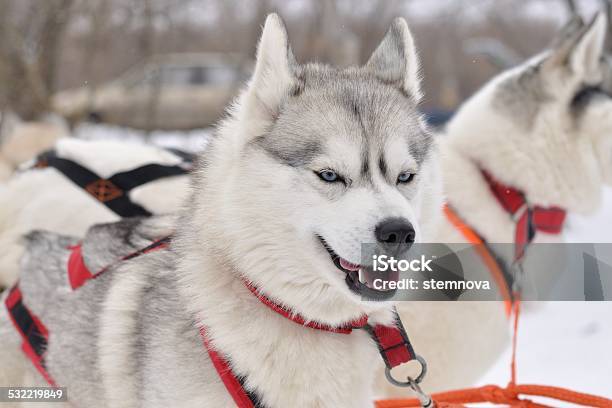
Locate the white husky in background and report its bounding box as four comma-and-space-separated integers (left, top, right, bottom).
0, 14, 442, 407
0, 139, 191, 288
380, 12, 612, 396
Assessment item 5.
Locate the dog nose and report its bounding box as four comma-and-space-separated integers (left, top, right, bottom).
375, 218, 416, 247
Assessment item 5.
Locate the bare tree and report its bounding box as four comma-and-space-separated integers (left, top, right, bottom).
0, 0, 75, 120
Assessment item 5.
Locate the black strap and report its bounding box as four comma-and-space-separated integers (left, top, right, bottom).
5, 286, 50, 371
36, 150, 191, 218
121, 237, 172, 262
7, 289, 48, 359
236, 375, 268, 408
109, 164, 187, 191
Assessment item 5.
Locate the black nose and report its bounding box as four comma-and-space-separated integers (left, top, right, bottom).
375, 218, 416, 247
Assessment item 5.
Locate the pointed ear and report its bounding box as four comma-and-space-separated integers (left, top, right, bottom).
245, 14, 297, 123
365, 18, 422, 102
570, 12, 607, 77
547, 12, 608, 79
550, 15, 585, 48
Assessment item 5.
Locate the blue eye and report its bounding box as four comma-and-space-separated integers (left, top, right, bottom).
317, 169, 340, 183
397, 172, 415, 184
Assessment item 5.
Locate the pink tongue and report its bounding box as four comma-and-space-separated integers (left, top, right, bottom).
339, 258, 360, 271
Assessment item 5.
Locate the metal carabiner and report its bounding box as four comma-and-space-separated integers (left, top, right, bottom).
384, 355, 434, 408
406, 377, 435, 408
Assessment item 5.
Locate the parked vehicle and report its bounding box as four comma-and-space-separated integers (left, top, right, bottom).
52, 53, 249, 130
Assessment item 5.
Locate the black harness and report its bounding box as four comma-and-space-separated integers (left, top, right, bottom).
34, 149, 193, 218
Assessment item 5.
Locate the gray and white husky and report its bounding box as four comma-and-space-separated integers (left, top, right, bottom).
0, 14, 442, 407
2, 10, 612, 399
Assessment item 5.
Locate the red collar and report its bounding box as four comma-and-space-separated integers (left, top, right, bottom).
198, 281, 420, 407
244, 280, 368, 334
242, 281, 418, 367
242, 280, 417, 368
481, 170, 567, 260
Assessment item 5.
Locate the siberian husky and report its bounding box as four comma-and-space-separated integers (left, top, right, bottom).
0, 14, 443, 407
1, 11, 611, 399
380, 12, 612, 396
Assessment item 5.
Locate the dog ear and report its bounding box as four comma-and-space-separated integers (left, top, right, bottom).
550, 15, 585, 48
245, 13, 297, 124
365, 18, 422, 102
546, 12, 607, 79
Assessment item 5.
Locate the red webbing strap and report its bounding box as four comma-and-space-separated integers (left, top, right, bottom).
481, 170, 526, 215
366, 310, 415, 369
532, 206, 566, 234
67, 244, 93, 290
67, 237, 170, 290
4, 285, 57, 387
481, 170, 532, 260
481, 170, 567, 257
514, 208, 531, 261
244, 281, 368, 334
199, 327, 259, 408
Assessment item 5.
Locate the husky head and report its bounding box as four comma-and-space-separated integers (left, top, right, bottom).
556, 11, 612, 187
446, 13, 609, 214
190, 14, 441, 325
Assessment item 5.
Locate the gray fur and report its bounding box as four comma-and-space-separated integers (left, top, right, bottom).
250, 63, 430, 185
18, 230, 108, 404
252, 136, 321, 168
492, 62, 552, 129
493, 15, 612, 130
81, 215, 175, 272
366, 19, 416, 98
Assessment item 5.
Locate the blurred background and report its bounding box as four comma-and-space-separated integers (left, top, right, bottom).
0, 0, 605, 132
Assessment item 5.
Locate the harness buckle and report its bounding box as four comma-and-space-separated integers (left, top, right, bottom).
85, 179, 123, 202
511, 203, 528, 223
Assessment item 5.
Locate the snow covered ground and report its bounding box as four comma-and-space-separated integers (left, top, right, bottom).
475, 189, 612, 402
74, 124, 612, 402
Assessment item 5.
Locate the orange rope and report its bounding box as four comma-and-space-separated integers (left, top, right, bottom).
510, 298, 520, 385
376, 382, 612, 407
375, 207, 612, 408
375, 383, 612, 408
443, 205, 513, 315
375, 297, 612, 408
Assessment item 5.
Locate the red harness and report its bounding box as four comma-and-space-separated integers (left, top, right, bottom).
481, 170, 566, 260
6, 238, 418, 408
445, 170, 567, 312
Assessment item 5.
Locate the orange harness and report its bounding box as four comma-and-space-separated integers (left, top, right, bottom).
375, 206, 612, 408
